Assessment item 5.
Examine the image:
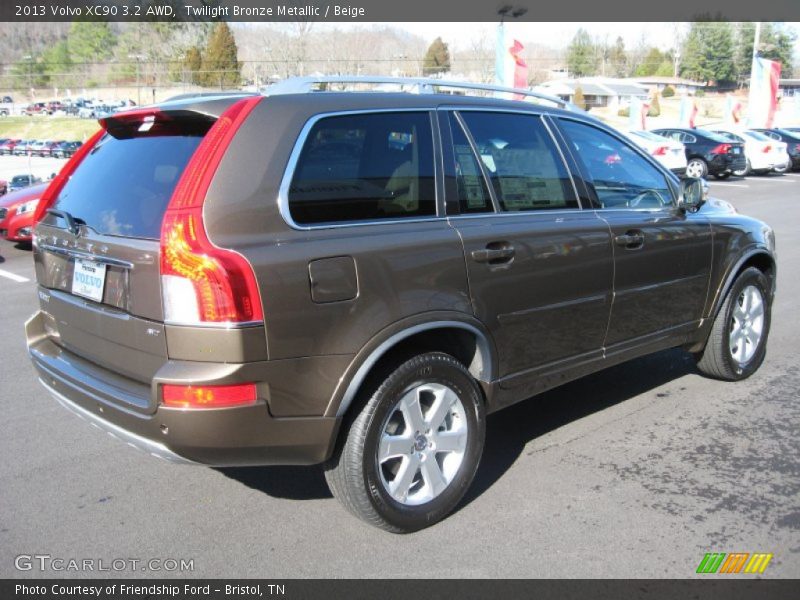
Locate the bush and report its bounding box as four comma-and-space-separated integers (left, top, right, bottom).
617, 106, 630, 117
572, 86, 587, 110
695, 89, 705, 97
662, 85, 675, 97
647, 91, 661, 117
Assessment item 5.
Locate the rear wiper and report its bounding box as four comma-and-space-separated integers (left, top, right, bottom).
46, 209, 86, 236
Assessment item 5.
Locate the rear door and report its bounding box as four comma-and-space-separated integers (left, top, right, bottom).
32, 111, 213, 410
442, 110, 614, 383
554, 117, 712, 350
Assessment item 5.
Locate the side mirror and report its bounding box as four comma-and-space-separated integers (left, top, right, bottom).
679, 177, 708, 212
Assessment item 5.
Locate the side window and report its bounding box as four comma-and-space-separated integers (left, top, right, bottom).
682, 133, 697, 144
458, 111, 578, 211
558, 119, 674, 210
288, 112, 436, 225
448, 113, 493, 213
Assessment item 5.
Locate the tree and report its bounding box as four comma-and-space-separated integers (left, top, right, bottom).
634, 48, 673, 77
566, 29, 596, 77
607, 36, 628, 78
422, 37, 450, 76
183, 46, 203, 85
68, 22, 116, 63
680, 21, 735, 84
735, 22, 796, 85
201, 22, 240, 88
41, 41, 73, 87
572, 86, 586, 110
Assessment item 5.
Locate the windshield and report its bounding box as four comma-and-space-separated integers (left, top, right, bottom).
743, 131, 770, 141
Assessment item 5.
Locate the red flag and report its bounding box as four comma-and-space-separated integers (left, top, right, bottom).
509, 40, 528, 99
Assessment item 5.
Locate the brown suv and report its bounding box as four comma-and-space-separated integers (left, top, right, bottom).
25, 78, 776, 532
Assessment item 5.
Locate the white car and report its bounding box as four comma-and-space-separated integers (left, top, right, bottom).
624, 129, 688, 174
710, 128, 788, 176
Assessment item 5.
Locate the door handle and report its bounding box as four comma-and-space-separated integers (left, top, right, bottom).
471, 244, 515, 264
614, 231, 645, 249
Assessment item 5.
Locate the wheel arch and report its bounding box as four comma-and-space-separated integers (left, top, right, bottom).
707, 248, 776, 322
326, 317, 497, 418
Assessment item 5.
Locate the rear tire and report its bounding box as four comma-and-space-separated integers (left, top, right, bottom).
696, 267, 771, 381
733, 159, 751, 177
325, 352, 485, 533
686, 158, 708, 179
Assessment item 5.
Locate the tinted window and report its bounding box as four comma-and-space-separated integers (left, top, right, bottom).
53, 130, 205, 239
459, 112, 577, 211
559, 119, 673, 210
448, 114, 492, 214
288, 112, 435, 225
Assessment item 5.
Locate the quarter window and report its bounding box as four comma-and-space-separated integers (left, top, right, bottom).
287, 112, 436, 225
458, 112, 578, 211
559, 119, 674, 210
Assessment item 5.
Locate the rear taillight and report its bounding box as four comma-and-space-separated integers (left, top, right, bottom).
652, 146, 669, 156
762, 145, 772, 153
710, 143, 731, 155
162, 383, 257, 409
160, 96, 263, 326
32, 128, 105, 224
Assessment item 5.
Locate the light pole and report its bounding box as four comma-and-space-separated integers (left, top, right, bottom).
128, 53, 147, 105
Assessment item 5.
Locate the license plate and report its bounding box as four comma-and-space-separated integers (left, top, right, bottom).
733, 147, 741, 154
72, 258, 107, 303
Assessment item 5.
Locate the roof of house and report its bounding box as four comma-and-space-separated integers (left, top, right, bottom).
537, 78, 649, 98
630, 76, 706, 87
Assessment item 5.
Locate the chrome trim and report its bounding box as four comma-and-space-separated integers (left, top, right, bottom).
277, 109, 443, 231
39, 243, 135, 269
333, 320, 493, 417
163, 319, 263, 329
263, 76, 575, 110
39, 378, 197, 465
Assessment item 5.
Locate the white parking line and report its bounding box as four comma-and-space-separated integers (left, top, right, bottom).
0, 268, 30, 283
756, 177, 797, 183
711, 182, 750, 188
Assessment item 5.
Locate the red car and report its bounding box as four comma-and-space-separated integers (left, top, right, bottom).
0, 139, 21, 155
0, 182, 48, 244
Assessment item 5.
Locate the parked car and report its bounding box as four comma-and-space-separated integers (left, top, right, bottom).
2, 95, 13, 103
709, 127, 789, 176
624, 129, 687, 175
652, 128, 747, 179
0, 180, 7, 196
12, 140, 35, 156
751, 128, 800, 171
0, 138, 21, 155
52, 141, 82, 159
0, 182, 47, 243
46, 101, 65, 114
29, 140, 51, 156
26, 79, 776, 532
39, 140, 65, 157
25, 102, 48, 116
8, 174, 41, 192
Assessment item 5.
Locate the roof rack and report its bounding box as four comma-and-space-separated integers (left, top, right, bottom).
261, 76, 579, 111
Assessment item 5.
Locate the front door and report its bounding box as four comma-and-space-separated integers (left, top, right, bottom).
554, 118, 712, 349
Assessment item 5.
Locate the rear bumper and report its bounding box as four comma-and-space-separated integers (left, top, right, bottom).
27, 311, 342, 466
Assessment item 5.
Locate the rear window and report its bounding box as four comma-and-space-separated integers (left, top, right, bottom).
52, 124, 208, 239
287, 111, 436, 225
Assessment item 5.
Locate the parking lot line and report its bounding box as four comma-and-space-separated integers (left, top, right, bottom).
711, 182, 749, 188
757, 177, 797, 183
0, 268, 29, 283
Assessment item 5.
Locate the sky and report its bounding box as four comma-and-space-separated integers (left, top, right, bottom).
311, 21, 800, 53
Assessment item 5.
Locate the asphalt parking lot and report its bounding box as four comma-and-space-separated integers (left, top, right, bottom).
0, 172, 798, 578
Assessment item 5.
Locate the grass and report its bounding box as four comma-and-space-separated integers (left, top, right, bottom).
0, 116, 100, 142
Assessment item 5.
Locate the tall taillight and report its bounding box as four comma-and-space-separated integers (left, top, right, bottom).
32, 128, 106, 224
160, 96, 263, 326
710, 143, 732, 155
652, 146, 669, 156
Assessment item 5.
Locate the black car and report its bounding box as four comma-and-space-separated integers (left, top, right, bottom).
652, 128, 747, 179
8, 174, 41, 192
752, 128, 800, 171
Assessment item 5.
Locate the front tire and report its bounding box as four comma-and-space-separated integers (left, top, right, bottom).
696, 267, 771, 381
325, 352, 486, 533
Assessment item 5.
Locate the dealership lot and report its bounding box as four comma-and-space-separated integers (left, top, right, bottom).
0, 173, 798, 577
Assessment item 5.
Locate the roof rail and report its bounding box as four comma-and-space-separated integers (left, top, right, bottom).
261, 76, 580, 111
